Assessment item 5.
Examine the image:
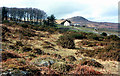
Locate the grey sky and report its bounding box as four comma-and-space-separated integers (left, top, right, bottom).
0, 0, 119, 23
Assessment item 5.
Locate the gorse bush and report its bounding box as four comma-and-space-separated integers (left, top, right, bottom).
69, 64, 102, 74
57, 28, 69, 33
20, 23, 29, 28
22, 46, 32, 52
87, 34, 104, 41
57, 35, 75, 49
15, 41, 23, 46
20, 29, 36, 37
51, 62, 72, 73
81, 60, 104, 68
65, 55, 76, 61
2, 51, 21, 61
69, 33, 86, 39
2, 20, 9, 23
64, 31, 87, 39
33, 25, 57, 34
3, 21, 17, 26
101, 32, 107, 36
76, 43, 120, 61
106, 35, 120, 41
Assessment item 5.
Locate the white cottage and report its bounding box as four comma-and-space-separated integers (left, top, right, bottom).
61, 20, 71, 26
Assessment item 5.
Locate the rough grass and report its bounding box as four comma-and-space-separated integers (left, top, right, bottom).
69, 64, 102, 75
2, 22, 120, 75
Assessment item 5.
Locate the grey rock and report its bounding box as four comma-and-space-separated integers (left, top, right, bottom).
34, 59, 55, 67
78, 58, 83, 60
1, 70, 30, 76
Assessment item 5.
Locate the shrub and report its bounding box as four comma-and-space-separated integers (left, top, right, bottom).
38, 33, 45, 37
28, 53, 37, 57
51, 62, 72, 73
87, 34, 104, 41
77, 46, 120, 61
87, 34, 96, 39
69, 33, 86, 39
20, 29, 36, 37
2, 51, 21, 61
43, 45, 53, 49
57, 28, 69, 33
47, 27, 57, 34
101, 32, 107, 36
51, 54, 62, 59
69, 64, 102, 74
22, 46, 32, 52
2, 20, 9, 23
36, 25, 57, 34
32, 25, 40, 31
33, 48, 45, 55
44, 41, 55, 46
106, 35, 120, 41
65, 55, 76, 61
20, 23, 28, 28
81, 60, 104, 68
57, 35, 75, 49
9, 45, 16, 49
15, 41, 23, 46
2, 26, 10, 33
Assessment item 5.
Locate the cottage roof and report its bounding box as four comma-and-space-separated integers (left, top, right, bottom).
61, 19, 71, 24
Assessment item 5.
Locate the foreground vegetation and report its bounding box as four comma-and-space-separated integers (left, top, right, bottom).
1, 20, 120, 75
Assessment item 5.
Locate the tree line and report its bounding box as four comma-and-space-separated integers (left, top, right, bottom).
1, 7, 46, 24
1, 7, 56, 26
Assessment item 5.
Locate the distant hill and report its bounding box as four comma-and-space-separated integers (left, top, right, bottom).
67, 16, 89, 22
56, 16, 118, 31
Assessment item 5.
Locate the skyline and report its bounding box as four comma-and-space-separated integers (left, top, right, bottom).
0, 0, 119, 23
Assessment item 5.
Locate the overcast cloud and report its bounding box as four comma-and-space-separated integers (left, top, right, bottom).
0, 0, 119, 23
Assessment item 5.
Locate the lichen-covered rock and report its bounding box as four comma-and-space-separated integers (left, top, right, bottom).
38, 60, 55, 67
32, 58, 55, 67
